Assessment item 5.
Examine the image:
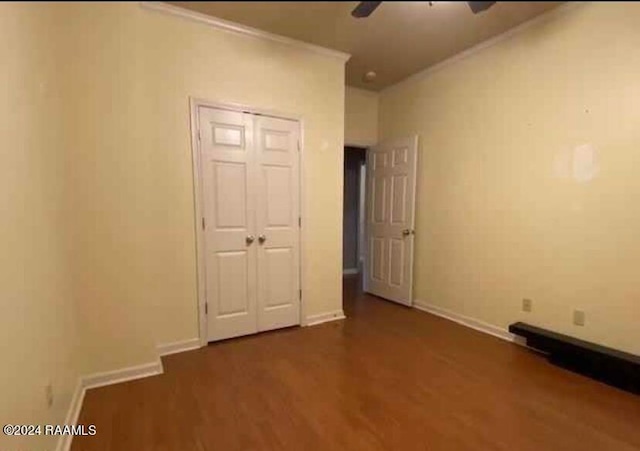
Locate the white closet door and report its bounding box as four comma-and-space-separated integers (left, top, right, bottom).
365, 136, 418, 306
199, 107, 258, 341
255, 115, 301, 331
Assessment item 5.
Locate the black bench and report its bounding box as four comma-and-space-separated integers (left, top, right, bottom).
509, 322, 639, 395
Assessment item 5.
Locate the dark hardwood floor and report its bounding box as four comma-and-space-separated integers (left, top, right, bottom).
73, 276, 640, 450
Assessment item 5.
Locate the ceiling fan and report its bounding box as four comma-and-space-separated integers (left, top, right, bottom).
351, 1, 497, 18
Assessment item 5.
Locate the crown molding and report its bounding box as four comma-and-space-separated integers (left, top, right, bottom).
139, 2, 351, 63
383, 2, 585, 94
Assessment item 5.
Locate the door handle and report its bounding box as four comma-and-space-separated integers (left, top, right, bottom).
258, 234, 267, 244
402, 229, 412, 236
246, 235, 255, 244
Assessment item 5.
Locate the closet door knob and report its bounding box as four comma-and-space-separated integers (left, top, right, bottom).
402, 229, 411, 236
246, 235, 255, 244
258, 234, 267, 244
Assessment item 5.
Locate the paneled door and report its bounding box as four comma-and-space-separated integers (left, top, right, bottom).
199, 107, 258, 341
255, 116, 300, 331
197, 106, 301, 342
364, 136, 418, 306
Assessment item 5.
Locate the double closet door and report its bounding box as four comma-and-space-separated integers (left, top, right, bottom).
198, 106, 301, 342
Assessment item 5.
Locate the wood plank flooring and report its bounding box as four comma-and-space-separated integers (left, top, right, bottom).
72, 277, 640, 450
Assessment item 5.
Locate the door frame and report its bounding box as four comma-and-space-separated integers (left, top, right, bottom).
189, 98, 306, 346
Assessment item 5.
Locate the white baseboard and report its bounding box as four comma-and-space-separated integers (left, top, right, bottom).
304, 310, 346, 326
56, 359, 163, 451
56, 338, 203, 450
413, 300, 515, 343
343, 268, 359, 275
157, 338, 201, 356
82, 359, 164, 390
56, 379, 86, 451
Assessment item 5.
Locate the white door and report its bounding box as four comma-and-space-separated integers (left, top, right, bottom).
200, 107, 258, 341
255, 116, 300, 331
364, 136, 418, 306
198, 106, 301, 341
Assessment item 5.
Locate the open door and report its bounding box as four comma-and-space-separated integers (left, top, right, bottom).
364, 136, 418, 306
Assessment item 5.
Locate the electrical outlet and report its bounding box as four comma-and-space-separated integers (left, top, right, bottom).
573, 310, 585, 326
45, 383, 54, 408
522, 298, 533, 312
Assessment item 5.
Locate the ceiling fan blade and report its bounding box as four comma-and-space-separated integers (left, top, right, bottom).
468, 2, 496, 14
351, 1, 383, 18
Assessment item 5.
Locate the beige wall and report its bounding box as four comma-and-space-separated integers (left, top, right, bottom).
64, 3, 346, 373
0, 4, 80, 450
2, 2, 345, 445
345, 86, 378, 147
379, 2, 640, 355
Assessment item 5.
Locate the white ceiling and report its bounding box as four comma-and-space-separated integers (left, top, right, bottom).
169, 1, 563, 90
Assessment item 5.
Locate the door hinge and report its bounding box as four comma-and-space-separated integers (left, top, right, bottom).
202, 217, 205, 230
197, 129, 201, 141
299, 289, 302, 300
298, 216, 302, 227
205, 302, 208, 315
